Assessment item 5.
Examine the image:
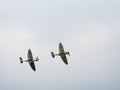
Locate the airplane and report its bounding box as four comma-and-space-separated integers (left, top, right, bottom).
19, 49, 39, 71
51, 42, 70, 65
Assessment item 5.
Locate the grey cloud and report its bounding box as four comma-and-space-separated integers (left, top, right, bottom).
0, 0, 120, 90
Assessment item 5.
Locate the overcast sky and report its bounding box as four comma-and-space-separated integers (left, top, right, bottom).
0, 0, 120, 90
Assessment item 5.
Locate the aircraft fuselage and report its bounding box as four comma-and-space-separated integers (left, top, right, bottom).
27, 49, 36, 71
59, 42, 68, 65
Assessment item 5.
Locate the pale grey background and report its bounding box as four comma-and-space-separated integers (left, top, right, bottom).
0, 0, 120, 90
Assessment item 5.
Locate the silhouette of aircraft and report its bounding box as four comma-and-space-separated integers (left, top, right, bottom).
19, 49, 39, 71
51, 42, 70, 65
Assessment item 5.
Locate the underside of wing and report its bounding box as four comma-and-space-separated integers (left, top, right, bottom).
29, 62, 36, 71
61, 55, 68, 65
28, 49, 33, 60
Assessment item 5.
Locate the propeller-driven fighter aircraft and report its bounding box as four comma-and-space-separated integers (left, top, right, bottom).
19, 49, 39, 71
51, 42, 70, 65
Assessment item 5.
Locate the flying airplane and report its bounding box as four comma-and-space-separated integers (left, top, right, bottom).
19, 49, 39, 71
51, 42, 70, 65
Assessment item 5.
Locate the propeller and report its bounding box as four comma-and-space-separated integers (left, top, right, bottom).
35, 56, 39, 61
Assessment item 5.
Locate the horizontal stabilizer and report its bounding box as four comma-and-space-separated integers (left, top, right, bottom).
51, 51, 55, 58
19, 57, 23, 64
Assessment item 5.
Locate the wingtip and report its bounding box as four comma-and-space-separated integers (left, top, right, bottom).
33, 69, 36, 71
65, 62, 68, 65
66, 63, 68, 65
